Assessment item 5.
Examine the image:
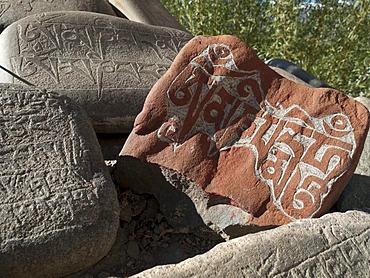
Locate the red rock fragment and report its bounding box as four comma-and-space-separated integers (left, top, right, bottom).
118, 35, 369, 236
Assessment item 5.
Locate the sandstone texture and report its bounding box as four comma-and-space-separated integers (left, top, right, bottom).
132, 210, 370, 278
0, 11, 192, 133
0, 0, 116, 32
267, 58, 333, 88
337, 97, 370, 212
0, 84, 119, 277
117, 35, 370, 238
109, 0, 187, 31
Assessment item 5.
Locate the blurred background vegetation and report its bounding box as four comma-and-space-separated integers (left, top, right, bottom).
161, 0, 369, 97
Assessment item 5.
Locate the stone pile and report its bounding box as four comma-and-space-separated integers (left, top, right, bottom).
0, 2, 369, 278
132, 210, 370, 278
0, 11, 192, 132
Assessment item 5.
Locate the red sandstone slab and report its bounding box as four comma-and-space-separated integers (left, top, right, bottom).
118, 35, 369, 234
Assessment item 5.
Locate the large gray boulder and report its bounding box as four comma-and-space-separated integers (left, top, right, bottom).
0, 84, 119, 277
0, 12, 192, 133
132, 210, 370, 277
0, 0, 116, 32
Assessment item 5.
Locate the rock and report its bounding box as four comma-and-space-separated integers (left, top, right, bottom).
117, 35, 370, 238
132, 210, 370, 278
269, 66, 313, 87
0, 0, 116, 32
0, 84, 119, 277
353, 129, 370, 177
337, 97, 370, 211
108, 0, 188, 32
0, 11, 193, 133
126, 240, 140, 259
267, 58, 333, 89
337, 174, 370, 211
355, 96, 370, 111
336, 97, 369, 211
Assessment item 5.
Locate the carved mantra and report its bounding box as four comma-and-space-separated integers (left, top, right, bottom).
12, 15, 190, 99
158, 43, 264, 155
0, 90, 99, 241
158, 43, 356, 220
0, 0, 60, 15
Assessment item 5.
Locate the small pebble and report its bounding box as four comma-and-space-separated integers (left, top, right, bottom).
126, 240, 140, 259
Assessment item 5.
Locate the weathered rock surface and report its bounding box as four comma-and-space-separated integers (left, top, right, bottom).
132, 210, 370, 278
0, 0, 116, 32
337, 97, 370, 211
0, 84, 119, 277
109, 0, 188, 31
0, 11, 192, 133
267, 58, 333, 88
117, 35, 369, 238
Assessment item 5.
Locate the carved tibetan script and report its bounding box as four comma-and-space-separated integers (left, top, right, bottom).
10, 13, 191, 99
157, 43, 356, 220
0, 87, 99, 242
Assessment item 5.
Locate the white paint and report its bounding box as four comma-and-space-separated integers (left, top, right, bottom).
158, 42, 356, 220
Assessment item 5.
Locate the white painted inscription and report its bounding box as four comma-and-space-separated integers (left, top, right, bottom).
157, 43, 356, 219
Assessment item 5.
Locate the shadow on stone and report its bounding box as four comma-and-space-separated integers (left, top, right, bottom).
336, 174, 370, 212
116, 156, 222, 239
116, 156, 276, 240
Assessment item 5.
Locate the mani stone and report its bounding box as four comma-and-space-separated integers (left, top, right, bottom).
0, 12, 193, 133
0, 0, 116, 32
132, 210, 370, 277
267, 58, 334, 89
0, 84, 119, 277
337, 97, 370, 212
109, 0, 188, 32
116, 35, 370, 238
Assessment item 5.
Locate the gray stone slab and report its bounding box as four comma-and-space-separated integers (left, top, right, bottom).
108, 0, 188, 31
267, 58, 333, 89
269, 66, 313, 87
0, 12, 193, 133
132, 210, 370, 278
0, 0, 116, 32
0, 84, 120, 277
353, 97, 370, 176
355, 96, 370, 111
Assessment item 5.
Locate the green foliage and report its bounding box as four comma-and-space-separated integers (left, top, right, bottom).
161, 0, 369, 97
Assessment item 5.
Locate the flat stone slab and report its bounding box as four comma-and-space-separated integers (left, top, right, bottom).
0, 0, 116, 32
132, 210, 370, 277
267, 58, 333, 89
269, 66, 313, 87
0, 84, 119, 277
0, 11, 192, 133
117, 35, 369, 238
